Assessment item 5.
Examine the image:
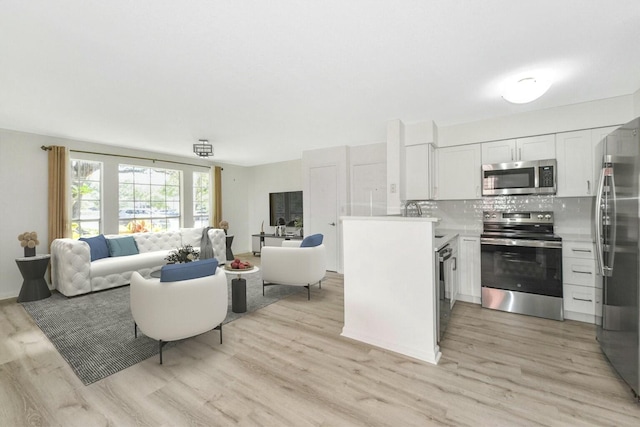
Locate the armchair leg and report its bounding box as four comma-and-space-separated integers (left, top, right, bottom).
319, 280, 322, 289
134, 322, 137, 338
262, 280, 265, 296
159, 340, 168, 364
306, 285, 310, 300
215, 324, 223, 344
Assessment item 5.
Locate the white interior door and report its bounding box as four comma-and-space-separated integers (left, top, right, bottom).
309, 165, 338, 271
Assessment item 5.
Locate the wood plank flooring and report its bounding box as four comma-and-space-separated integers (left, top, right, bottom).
2, 255, 640, 426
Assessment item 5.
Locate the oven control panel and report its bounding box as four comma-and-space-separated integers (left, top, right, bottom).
483, 211, 554, 224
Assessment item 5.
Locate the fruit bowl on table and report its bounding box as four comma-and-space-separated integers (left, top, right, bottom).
225, 259, 253, 271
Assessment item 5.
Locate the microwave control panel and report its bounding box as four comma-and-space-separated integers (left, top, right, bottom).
539, 165, 555, 187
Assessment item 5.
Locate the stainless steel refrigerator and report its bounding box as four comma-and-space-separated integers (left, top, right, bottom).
595, 117, 640, 398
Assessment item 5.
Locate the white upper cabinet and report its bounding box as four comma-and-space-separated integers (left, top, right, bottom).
481, 134, 556, 164
435, 144, 482, 200
518, 134, 557, 161
556, 126, 619, 197
481, 139, 516, 164
556, 130, 594, 197
402, 143, 434, 200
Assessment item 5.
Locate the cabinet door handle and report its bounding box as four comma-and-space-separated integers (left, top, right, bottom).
572, 249, 592, 253
518, 148, 522, 160
573, 297, 593, 302
587, 180, 591, 194
329, 222, 336, 226
572, 269, 592, 275
452, 257, 457, 271
510, 148, 514, 161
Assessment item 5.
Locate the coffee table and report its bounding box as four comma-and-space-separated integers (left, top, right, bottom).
224, 266, 259, 313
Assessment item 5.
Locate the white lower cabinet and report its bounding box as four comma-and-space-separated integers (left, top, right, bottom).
562, 239, 601, 324
457, 236, 481, 304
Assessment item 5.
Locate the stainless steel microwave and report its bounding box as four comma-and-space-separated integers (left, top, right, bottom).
482, 159, 557, 196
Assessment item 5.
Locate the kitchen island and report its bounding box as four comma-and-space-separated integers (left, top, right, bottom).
341, 215, 441, 364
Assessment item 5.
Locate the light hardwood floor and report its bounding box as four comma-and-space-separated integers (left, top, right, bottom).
2, 256, 640, 426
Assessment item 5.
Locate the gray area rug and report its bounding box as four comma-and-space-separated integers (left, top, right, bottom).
21, 271, 302, 385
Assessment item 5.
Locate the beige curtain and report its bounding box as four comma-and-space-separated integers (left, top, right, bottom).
213, 166, 222, 228
48, 146, 70, 250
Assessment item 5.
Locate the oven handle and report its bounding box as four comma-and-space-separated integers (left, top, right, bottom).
480, 237, 562, 249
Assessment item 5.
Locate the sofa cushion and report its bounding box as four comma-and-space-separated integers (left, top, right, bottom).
106, 236, 139, 257
160, 258, 219, 283
300, 233, 323, 247
181, 227, 205, 248
134, 231, 183, 253
79, 234, 110, 261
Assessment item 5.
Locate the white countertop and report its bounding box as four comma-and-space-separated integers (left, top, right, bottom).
341, 215, 439, 222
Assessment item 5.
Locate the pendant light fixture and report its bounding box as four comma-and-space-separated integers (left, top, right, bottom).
193, 139, 213, 158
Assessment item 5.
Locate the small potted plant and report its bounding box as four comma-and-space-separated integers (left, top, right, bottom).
18, 231, 39, 257
219, 220, 229, 235
165, 245, 200, 264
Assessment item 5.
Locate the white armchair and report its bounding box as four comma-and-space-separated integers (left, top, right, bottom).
260, 240, 327, 300
129, 266, 228, 364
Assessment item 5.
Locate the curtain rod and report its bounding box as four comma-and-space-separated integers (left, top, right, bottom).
41, 145, 215, 169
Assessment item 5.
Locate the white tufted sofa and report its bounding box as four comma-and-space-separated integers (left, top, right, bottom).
51, 227, 227, 297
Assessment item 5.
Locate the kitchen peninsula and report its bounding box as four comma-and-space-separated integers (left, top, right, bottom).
341, 215, 442, 364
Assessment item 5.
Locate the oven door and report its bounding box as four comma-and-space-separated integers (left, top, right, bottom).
480, 237, 563, 297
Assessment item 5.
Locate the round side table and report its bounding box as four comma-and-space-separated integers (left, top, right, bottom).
224, 266, 259, 313
15, 254, 52, 303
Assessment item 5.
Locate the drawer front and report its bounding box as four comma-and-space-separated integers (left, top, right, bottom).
563, 258, 596, 287
563, 284, 596, 315
562, 241, 595, 260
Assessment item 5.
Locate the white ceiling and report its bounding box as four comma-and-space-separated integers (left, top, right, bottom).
1, 1, 639, 166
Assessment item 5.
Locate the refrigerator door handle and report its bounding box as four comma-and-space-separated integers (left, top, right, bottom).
608, 169, 617, 275
594, 167, 606, 276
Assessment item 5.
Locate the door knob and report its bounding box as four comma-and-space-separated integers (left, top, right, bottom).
329, 222, 336, 226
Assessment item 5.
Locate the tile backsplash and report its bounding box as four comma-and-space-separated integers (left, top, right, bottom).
412, 196, 594, 236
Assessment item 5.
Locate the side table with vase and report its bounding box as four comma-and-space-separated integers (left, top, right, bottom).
15, 254, 52, 302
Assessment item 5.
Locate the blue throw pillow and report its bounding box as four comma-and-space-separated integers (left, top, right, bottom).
79, 234, 110, 261
106, 236, 139, 257
300, 233, 323, 247
160, 258, 219, 282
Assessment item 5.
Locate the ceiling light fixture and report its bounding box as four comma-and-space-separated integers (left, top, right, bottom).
193, 139, 213, 158
502, 77, 551, 104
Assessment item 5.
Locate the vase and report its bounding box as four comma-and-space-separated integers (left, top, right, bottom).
24, 246, 36, 257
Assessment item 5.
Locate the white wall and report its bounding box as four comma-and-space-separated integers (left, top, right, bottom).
0, 130, 50, 299
242, 159, 303, 253
438, 95, 635, 147
386, 119, 404, 214
217, 162, 253, 256
349, 143, 386, 216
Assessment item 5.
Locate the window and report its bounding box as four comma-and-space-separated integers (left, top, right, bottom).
71, 159, 102, 238
193, 171, 210, 228
118, 164, 181, 233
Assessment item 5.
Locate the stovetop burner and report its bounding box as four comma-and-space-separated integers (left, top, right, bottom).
482, 211, 559, 241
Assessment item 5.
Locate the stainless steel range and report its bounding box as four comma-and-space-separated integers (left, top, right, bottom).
480, 211, 563, 320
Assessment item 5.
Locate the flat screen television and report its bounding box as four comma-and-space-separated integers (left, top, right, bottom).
269, 191, 303, 226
